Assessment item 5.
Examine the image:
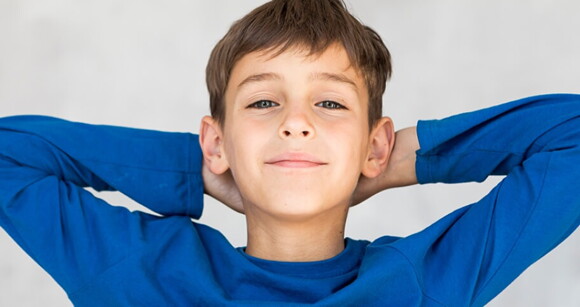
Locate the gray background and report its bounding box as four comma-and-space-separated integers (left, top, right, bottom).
1, 0, 579, 305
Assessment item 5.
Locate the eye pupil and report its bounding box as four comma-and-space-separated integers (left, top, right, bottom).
249, 100, 275, 108
324, 101, 338, 108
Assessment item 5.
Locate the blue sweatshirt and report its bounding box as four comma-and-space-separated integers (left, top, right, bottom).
0, 94, 578, 306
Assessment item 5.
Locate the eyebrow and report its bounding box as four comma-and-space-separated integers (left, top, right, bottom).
236, 71, 358, 90
309, 72, 358, 90
237, 73, 282, 89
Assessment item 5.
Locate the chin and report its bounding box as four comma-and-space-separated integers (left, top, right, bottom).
259, 195, 348, 221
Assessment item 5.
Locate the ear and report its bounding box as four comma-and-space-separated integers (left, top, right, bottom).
362, 117, 395, 178
199, 116, 230, 174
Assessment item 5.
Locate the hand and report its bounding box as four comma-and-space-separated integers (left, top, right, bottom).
202, 163, 244, 214
351, 126, 419, 205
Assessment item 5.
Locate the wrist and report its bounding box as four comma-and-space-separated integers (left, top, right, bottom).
381, 127, 419, 189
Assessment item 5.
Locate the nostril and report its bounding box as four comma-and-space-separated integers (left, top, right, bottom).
280, 129, 312, 137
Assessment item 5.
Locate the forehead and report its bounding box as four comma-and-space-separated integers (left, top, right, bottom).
227, 43, 365, 90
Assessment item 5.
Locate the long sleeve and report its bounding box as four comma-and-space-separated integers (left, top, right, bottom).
405, 94, 580, 305
0, 115, 203, 217
0, 115, 204, 293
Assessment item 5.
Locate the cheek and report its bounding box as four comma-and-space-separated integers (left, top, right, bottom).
325, 126, 369, 175
330, 122, 368, 154
223, 121, 267, 172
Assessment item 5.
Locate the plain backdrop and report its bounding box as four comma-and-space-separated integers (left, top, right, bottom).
1, 0, 579, 306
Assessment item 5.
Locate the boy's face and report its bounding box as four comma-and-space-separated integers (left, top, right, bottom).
216, 44, 375, 220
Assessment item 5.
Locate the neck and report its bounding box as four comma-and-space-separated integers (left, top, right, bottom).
244, 205, 348, 262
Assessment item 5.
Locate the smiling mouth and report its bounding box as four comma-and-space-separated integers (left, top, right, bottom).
266, 160, 327, 168
265, 153, 327, 168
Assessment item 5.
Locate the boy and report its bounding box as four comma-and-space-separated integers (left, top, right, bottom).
0, 0, 578, 306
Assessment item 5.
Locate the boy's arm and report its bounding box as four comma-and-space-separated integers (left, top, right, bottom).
0, 115, 203, 217
0, 115, 204, 292
388, 94, 580, 305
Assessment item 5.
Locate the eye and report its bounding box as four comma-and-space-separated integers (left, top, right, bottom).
316, 100, 346, 109
247, 100, 279, 109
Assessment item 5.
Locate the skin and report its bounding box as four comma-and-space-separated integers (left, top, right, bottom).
200, 44, 419, 262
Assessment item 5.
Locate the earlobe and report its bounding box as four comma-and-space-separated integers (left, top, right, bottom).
199, 116, 230, 174
362, 117, 395, 178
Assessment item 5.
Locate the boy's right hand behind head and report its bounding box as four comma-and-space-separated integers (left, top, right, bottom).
202, 163, 245, 214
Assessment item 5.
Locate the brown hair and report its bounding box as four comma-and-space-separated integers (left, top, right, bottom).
206, 0, 392, 129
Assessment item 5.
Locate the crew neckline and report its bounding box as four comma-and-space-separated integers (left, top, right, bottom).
236, 238, 368, 278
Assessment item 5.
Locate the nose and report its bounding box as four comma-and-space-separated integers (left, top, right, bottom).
278, 107, 315, 139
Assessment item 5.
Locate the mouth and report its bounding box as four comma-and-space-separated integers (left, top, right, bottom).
265, 153, 327, 168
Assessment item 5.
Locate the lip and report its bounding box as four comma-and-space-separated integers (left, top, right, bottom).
265, 153, 327, 168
